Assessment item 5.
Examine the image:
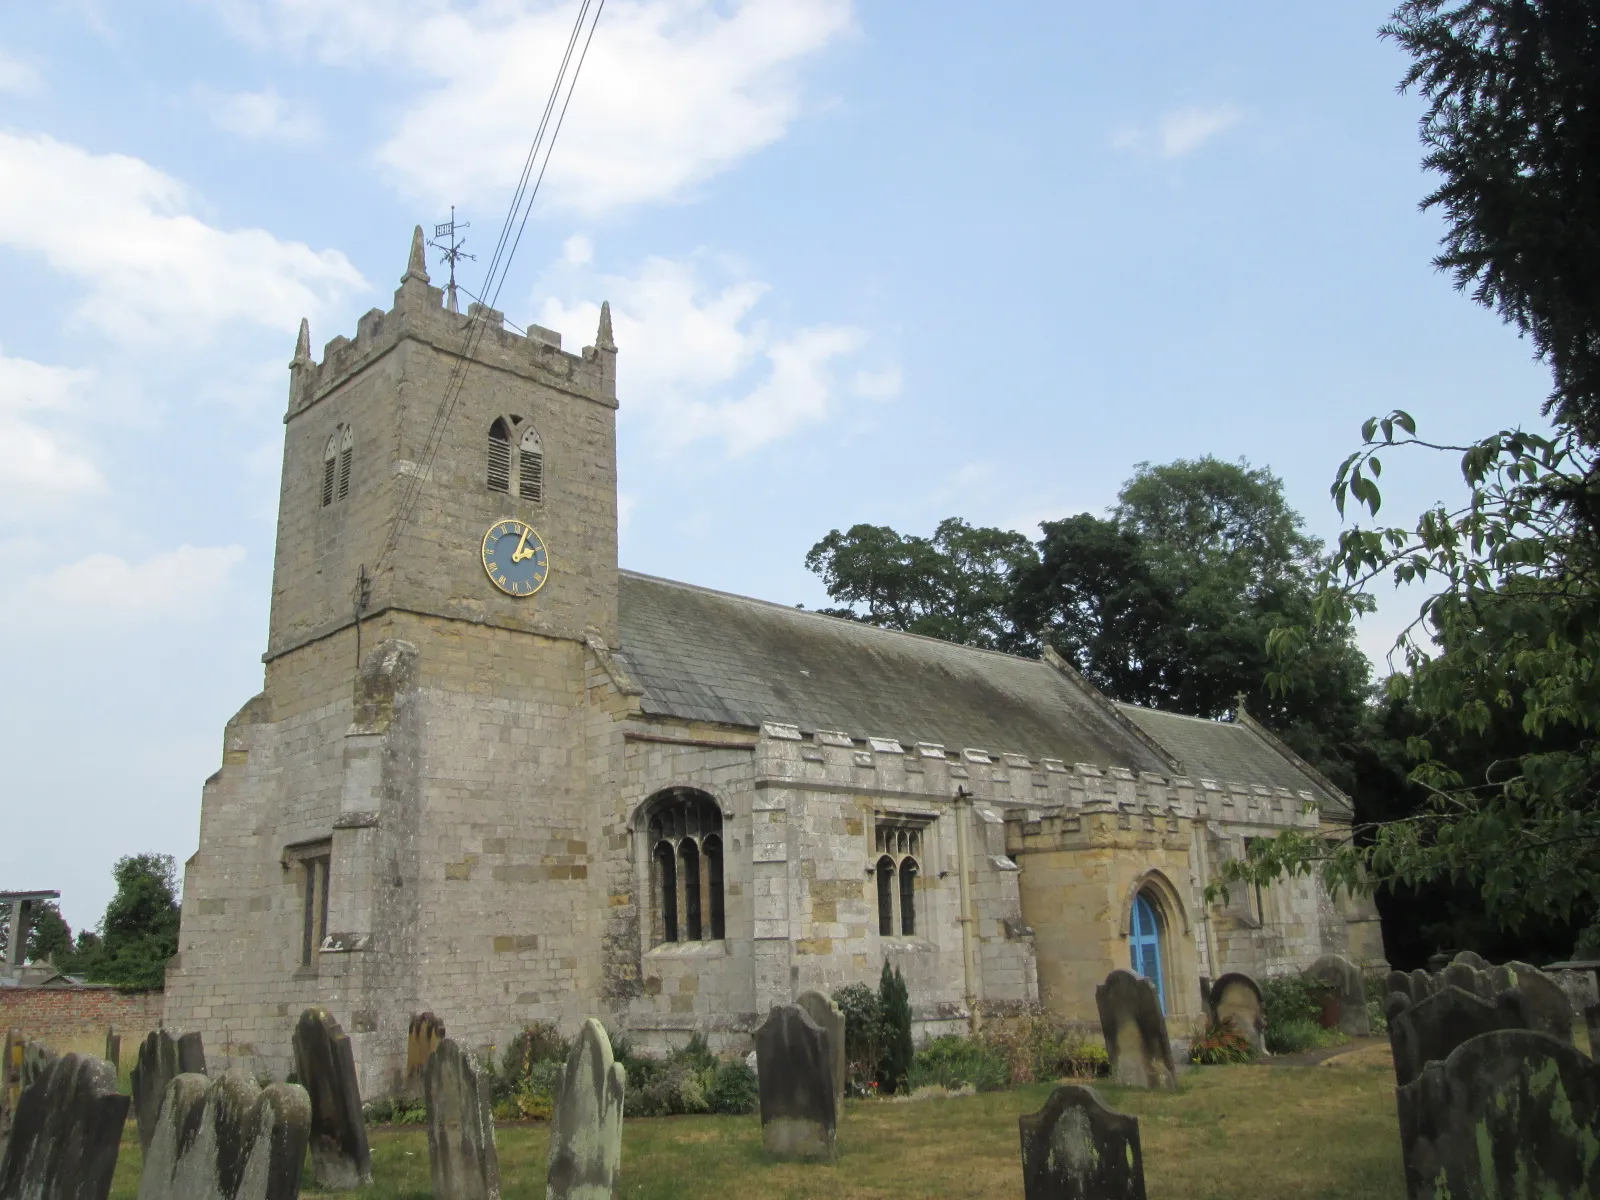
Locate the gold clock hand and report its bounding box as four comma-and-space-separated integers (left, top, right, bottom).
511, 525, 533, 562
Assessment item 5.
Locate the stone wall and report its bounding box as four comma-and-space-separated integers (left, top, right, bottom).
0, 986, 162, 1053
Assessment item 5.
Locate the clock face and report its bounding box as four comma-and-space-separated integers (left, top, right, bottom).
481, 519, 550, 597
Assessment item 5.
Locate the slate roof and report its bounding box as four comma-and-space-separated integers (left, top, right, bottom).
614, 570, 1349, 815
1114, 704, 1352, 816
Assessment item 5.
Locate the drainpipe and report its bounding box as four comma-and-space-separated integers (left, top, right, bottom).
1193, 821, 1222, 985
954, 787, 981, 1034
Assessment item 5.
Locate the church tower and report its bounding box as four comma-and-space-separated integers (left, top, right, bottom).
165, 230, 623, 1092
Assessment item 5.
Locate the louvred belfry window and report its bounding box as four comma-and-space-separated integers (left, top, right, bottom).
337, 426, 353, 500
321, 434, 337, 507
518, 426, 543, 503
488, 418, 512, 493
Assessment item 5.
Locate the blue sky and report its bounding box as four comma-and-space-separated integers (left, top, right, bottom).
0, 1, 1554, 933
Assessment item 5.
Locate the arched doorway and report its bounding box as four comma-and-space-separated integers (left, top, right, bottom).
1129, 891, 1165, 1013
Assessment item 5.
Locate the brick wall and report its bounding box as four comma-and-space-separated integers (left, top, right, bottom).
0, 986, 163, 1052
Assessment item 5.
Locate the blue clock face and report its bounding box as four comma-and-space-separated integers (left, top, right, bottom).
481, 520, 550, 597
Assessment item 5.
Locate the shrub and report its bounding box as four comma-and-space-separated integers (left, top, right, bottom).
877, 963, 914, 1094
833, 983, 884, 1096
1364, 976, 1390, 1036
980, 1009, 1110, 1083
706, 1060, 759, 1114
1189, 1019, 1256, 1065
908, 1035, 1010, 1092
363, 1095, 428, 1125
1260, 975, 1344, 1054
1265, 1017, 1345, 1056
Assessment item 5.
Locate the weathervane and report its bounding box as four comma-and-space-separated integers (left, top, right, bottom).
428, 207, 476, 314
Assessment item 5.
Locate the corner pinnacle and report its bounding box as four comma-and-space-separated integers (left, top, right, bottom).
291, 317, 311, 366
403, 225, 430, 284
596, 300, 616, 352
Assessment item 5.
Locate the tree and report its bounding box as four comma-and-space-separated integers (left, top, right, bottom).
804, 518, 1037, 649
1220, 0, 1600, 948
876, 962, 914, 1094
74, 854, 182, 990
0, 899, 72, 967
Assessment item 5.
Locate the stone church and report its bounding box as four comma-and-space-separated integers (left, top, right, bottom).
163, 230, 1386, 1094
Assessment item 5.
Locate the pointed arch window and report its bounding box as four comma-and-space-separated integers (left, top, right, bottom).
518, 426, 543, 502
487, 415, 545, 501
337, 426, 353, 501
488, 418, 513, 493
644, 789, 724, 946
873, 816, 928, 939
322, 434, 338, 507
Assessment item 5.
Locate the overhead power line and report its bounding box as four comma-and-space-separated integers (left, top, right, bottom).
375, 0, 606, 579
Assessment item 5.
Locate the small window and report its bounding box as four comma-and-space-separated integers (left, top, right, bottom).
337, 426, 353, 501
321, 435, 337, 507
518, 426, 543, 503
300, 854, 330, 965
899, 858, 918, 936
488, 418, 512, 493
873, 815, 931, 939
644, 789, 724, 947
876, 856, 896, 936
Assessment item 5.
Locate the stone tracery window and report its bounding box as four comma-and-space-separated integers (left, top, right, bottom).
874, 819, 924, 938
645, 789, 724, 945
488, 415, 544, 501
322, 425, 353, 507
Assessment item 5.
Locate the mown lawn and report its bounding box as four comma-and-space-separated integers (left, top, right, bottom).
109, 1042, 1405, 1200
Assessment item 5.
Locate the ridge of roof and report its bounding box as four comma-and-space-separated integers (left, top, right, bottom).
618, 568, 1050, 666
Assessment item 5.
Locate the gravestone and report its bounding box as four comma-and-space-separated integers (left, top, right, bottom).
424, 1039, 499, 1200
135, 1069, 311, 1200
1206, 974, 1265, 1056
1094, 970, 1175, 1090
1408, 969, 1436, 1003
103, 1031, 120, 1075
1018, 1085, 1145, 1200
1586, 1002, 1600, 1057
1440, 961, 1489, 998
753, 1005, 837, 1161
546, 1019, 625, 1200
1504, 961, 1575, 1044
1450, 950, 1489, 971
131, 1030, 207, 1153
1387, 985, 1530, 1088
1397, 1029, 1600, 1198
1303, 954, 1370, 1037
1384, 970, 1413, 1004
794, 990, 846, 1103
1553, 968, 1599, 1019
291, 1009, 370, 1189
0, 1053, 129, 1200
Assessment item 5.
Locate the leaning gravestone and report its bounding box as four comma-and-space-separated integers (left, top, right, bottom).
754, 1005, 837, 1162
136, 1069, 311, 1200
546, 1019, 625, 1200
424, 1039, 499, 1200
1095, 970, 1175, 1090
1387, 985, 1530, 1088
291, 1009, 370, 1189
794, 990, 846, 1104
131, 1030, 207, 1153
1018, 1085, 1145, 1200
1397, 1029, 1600, 1198
1503, 961, 1575, 1045
1207, 974, 1265, 1056
0, 1053, 129, 1200
407, 1013, 447, 1093
1303, 954, 1370, 1037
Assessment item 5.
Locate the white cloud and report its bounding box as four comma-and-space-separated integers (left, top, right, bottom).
0, 131, 366, 343
197, 86, 322, 142
9, 544, 247, 625
0, 351, 104, 516
211, 0, 853, 214
1113, 104, 1242, 159
537, 249, 890, 454
0, 47, 41, 93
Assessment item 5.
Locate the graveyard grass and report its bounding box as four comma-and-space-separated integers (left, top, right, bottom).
106, 1044, 1405, 1200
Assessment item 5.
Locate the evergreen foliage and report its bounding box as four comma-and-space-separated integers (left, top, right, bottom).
876, 962, 914, 1094
67, 854, 182, 990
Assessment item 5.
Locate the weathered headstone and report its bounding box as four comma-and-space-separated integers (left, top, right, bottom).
1094, 970, 1175, 1090
753, 1005, 837, 1162
1408, 968, 1436, 1002
135, 1069, 311, 1200
1397, 1029, 1600, 1198
546, 1019, 625, 1200
0, 1053, 129, 1200
424, 1039, 499, 1200
1440, 961, 1488, 998
1387, 985, 1530, 1088
291, 1009, 370, 1189
103, 1031, 120, 1075
1504, 961, 1575, 1044
1553, 967, 1600, 1019
1450, 949, 1489, 972
131, 1030, 207, 1153
1206, 974, 1265, 1056
1383, 970, 1413, 1004
406, 1012, 447, 1092
794, 990, 846, 1104
1586, 1002, 1600, 1057
1018, 1085, 1146, 1200
1303, 954, 1370, 1037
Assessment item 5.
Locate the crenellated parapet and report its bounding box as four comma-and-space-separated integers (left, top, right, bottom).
285, 225, 617, 422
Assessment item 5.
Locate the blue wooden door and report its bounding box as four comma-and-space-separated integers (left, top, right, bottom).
1130, 893, 1165, 1013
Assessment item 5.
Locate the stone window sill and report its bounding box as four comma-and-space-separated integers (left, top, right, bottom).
646, 940, 730, 958
879, 936, 935, 952
293, 966, 319, 980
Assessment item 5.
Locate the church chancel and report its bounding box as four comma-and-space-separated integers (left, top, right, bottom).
163, 230, 1385, 1094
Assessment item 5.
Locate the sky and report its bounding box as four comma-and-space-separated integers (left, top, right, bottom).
0, 1, 1556, 934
